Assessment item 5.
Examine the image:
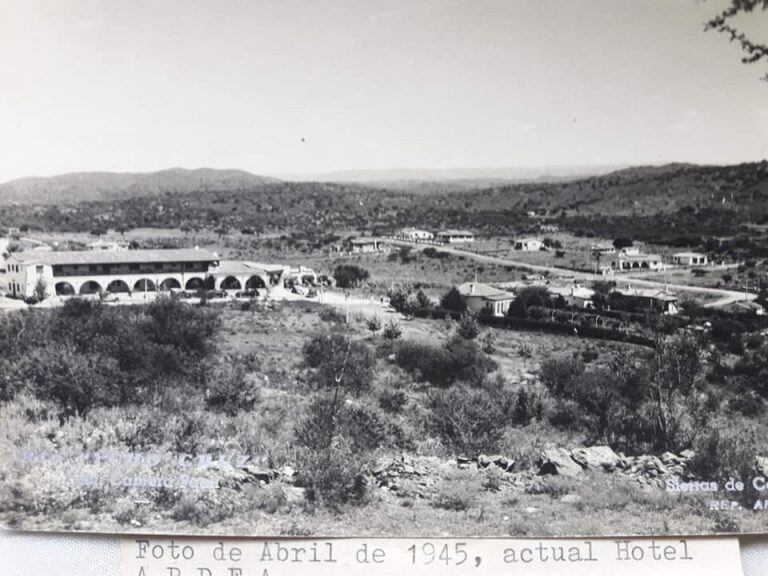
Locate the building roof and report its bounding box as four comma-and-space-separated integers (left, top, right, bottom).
349, 237, 378, 245
456, 282, 513, 300
615, 253, 661, 261
211, 260, 288, 276
615, 287, 678, 301
437, 230, 474, 236
548, 285, 595, 299
673, 252, 706, 258
9, 248, 219, 266
516, 237, 542, 243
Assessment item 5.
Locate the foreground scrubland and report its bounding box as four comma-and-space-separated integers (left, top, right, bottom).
1, 297, 768, 535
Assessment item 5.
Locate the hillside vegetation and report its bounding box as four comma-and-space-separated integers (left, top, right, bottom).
1, 162, 767, 242
0, 168, 276, 205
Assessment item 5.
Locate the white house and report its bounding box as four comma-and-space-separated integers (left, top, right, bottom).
611, 253, 665, 272
514, 238, 544, 252
456, 282, 514, 317
672, 252, 708, 266
436, 230, 475, 244
399, 228, 434, 242
348, 238, 382, 253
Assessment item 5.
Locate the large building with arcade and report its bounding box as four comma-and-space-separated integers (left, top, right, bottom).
3, 248, 288, 299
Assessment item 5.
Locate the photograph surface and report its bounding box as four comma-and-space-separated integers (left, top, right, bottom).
1, 0, 767, 536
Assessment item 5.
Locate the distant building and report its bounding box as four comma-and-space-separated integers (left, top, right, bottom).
514, 238, 544, 252
456, 282, 514, 317
348, 238, 382, 253
612, 286, 679, 315
5, 248, 220, 299
399, 228, 434, 242
285, 265, 317, 285
590, 244, 615, 256
672, 252, 708, 266
620, 247, 641, 256
87, 239, 128, 252
611, 253, 665, 272
208, 260, 288, 295
548, 284, 595, 309
436, 230, 475, 244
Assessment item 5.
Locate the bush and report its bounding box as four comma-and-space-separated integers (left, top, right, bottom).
204, 361, 261, 415
297, 442, 369, 510
457, 310, 480, 340
395, 335, 496, 387
688, 422, 761, 505
378, 388, 408, 413
303, 332, 375, 394
428, 381, 512, 456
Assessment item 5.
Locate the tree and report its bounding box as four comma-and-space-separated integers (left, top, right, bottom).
440, 287, 466, 313
333, 264, 370, 289
382, 320, 402, 349
34, 278, 48, 301
613, 237, 633, 250
649, 332, 704, 451
366, 316, 382, 341
705, 0, 768, 82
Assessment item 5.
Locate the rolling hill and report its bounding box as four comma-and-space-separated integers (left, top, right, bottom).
0, 168, 277, 205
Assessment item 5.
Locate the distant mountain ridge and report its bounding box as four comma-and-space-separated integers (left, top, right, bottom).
0, 168, 277, 205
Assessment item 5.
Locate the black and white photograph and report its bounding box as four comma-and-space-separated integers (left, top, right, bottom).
0, 0, 767, 537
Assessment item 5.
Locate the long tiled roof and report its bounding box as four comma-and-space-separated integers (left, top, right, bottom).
456, 282, 513, 300
9, 248, 219, 266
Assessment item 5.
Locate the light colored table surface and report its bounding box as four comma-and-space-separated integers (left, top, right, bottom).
1, 530, 766, 575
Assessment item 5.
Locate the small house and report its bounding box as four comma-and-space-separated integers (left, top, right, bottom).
672, 252, 708, 266
436, 230, 475, 244
514, 238, 544, 252
456, 282, 515, 317
348, 238, 382, 253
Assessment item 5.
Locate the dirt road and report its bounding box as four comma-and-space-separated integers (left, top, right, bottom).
378, 238, 757, 308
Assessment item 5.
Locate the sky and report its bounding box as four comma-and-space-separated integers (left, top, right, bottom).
0, 0, 766, 182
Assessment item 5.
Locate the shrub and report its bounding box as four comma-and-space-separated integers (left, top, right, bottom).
297, 442, 369, 510
457, 310, 480, 340
303, 332, 375, 394
432, 470, 481, 510
378, 388, 408, 413
395, 335, 496, 388
204, 361, 261, 415
427, 381, 512, 456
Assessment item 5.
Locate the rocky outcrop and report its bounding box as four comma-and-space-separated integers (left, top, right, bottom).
539, 448, 585, 478
570, 446, 621, 472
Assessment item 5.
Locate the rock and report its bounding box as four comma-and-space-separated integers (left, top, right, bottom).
243, 465, 277, 483
679, 449, 695, 461
756, 456, 768, 476
456, 455, 471, 465
281, 465, 296, 481
660, 452, 681, 465
539, 448, 583, 477
570, 446, 621, 472
560, 494, 582, 504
